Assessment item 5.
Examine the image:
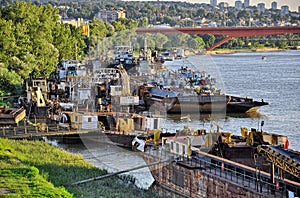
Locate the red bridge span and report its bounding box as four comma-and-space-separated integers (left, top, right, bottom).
136, 26, 300, 51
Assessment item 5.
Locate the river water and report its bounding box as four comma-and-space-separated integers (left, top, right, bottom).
61, 50, 300, 195
162, 50, 300, 151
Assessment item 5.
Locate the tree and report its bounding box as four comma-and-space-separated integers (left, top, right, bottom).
138, 17, 148, 27
105, 22, 115, 37
237, 10, 250, 20
196, 8, 207, 18
0, 67, 22, 95
0, 2, 87, 94
154, 33, 168, 50
201, 34, 215, 48
89, 18, 108, 38
112, 20, 126, 32
191, 36, 205, 50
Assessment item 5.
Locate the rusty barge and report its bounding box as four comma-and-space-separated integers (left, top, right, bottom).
140, 124, 300, 197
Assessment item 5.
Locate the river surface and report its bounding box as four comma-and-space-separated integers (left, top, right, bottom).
162, 50, 300, 151
61, 50, 300, 196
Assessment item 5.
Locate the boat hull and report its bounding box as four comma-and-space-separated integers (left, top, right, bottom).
226, 101, 266, 113
163, 95, 228, 114
226, 96, 269, 114
145, 94, 268, 114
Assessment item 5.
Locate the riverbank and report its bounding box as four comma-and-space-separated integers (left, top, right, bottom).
0, 138, 161, 197
206, 47, 285, 55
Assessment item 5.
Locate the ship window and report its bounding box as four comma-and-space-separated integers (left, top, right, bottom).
176, 143, 179, 153
116, 87, 122, 91
88, 117, 92, 122
154, 119, 158, 128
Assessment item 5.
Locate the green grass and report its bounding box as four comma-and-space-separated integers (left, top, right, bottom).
0, 138, 165, 198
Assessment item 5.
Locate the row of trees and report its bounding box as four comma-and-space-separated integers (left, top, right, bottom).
88, 18, 207, 57
0, 2, 88, 97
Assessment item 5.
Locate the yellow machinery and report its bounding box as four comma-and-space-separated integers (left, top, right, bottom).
116, 118, 134, 133
257, 145, 300, 178
31, 87, 46, 107
222, 132, 233, 143
240, 127, 248, 138
153, 129, 161, 149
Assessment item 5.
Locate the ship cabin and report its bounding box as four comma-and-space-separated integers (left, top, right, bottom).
162, 128, 220, 157
59, 59, 86, 81
59, 111, 98, 131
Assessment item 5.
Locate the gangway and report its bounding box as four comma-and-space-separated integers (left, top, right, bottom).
257, 145, 300, 178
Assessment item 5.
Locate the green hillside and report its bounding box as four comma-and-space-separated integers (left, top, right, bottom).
0, 138, 160, 197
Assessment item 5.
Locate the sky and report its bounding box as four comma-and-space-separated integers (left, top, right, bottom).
125, 0, 299, 11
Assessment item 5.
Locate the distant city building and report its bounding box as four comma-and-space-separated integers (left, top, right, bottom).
235, 0, 243, 10
210, 0, 217, 7
60, 18, 89, 36
257, 3, 265, 13
219, 2, 229, 8
280, 5, 289, 17
271, 1, 277, 10
244, 0, 250, 8
96, 10, 125, 23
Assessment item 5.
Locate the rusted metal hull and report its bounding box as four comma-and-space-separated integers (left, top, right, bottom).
163, 95, 228, 114
147, 94, 268, 114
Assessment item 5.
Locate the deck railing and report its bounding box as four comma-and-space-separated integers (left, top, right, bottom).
145, 146, 300, 197
0, 123, 100, 138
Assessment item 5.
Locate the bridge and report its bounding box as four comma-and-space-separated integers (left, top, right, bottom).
136, 26, 300, 51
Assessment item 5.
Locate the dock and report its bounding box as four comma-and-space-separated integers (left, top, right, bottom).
0, 123, 100, 139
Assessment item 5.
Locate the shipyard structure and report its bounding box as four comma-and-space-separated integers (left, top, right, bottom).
0, 54, 299, 197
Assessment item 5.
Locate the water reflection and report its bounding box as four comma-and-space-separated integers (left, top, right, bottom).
226, 112, 266, 118
165, 111, 265, 122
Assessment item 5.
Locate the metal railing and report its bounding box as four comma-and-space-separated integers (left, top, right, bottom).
0, 123, 100, 138
145, 146, 300, 197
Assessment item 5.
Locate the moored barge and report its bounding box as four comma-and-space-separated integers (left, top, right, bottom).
141, 124, 300, 197
139, 86, 268, 114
